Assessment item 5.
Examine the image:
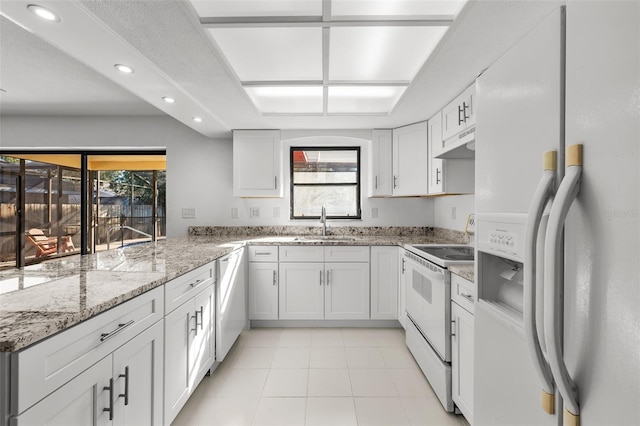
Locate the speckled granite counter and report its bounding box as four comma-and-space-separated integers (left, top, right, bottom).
0, 229, 469, 352
449, 264, 475, 283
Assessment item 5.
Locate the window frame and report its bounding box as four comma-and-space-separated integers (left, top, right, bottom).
289, 146, 362, 220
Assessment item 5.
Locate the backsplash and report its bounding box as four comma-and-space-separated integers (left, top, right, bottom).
188, 226, 470, 244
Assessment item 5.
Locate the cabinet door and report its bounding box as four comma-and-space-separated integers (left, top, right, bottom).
370, 129, 393, 197
164, 300, 194, 424
233, 130, 282, 197
278, 263, 324, 320
370, 247, 398, 320
452, 302, 474, 423
249, 262, 279, 320
428, 111, 445, 194
13, 356, 112, 426
113, 321, 164, 426
392, 121, 429, 196
325, 263, 370, 320
193, 285, 215, 380
442, 94, 466, 141
217, 249, 246, 361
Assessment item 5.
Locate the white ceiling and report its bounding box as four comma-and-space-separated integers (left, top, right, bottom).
0, 0, 564, 139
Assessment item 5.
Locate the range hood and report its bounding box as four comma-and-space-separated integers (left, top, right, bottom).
435, 126, 476, 159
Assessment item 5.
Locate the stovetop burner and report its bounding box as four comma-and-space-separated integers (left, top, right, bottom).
404, 244, 475, 268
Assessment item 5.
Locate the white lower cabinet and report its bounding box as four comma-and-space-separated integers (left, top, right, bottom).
164, 284, 214, 425
279, 262, 325, 320
248, 246, 279, 320
217, 249, 246, 362
451, 274, 475, 424
277, 246, 370, 321
324, 262, 370, 320
13, 320, 164, 426
370, 246, 399, 320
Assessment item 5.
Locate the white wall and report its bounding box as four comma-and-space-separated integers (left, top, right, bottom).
433, 194, 475, 232
1, 116, 434, 236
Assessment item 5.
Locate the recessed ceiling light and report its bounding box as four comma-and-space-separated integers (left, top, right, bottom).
192, 117, 203, 123
114, 64, 135, 74
162, 97, 175, 104
27, 4, 61, 22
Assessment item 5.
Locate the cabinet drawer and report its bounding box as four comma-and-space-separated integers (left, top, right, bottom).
279, 246, 324, 262
248, 246, 278, 262
324, 246, 369, 262
165, 262, 215, 314
451, 273, 475, 314
11, 286, 164, 414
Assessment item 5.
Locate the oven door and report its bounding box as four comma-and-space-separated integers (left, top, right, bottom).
404, 254, 451, 362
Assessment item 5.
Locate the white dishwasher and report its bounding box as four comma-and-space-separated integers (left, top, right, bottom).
216, 248, 246, 361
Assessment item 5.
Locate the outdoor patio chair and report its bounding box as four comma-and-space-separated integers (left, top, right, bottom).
26, 229, 75, 257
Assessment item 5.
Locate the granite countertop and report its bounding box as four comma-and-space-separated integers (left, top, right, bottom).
449, 264, 475, 283
0, 230, 469, 352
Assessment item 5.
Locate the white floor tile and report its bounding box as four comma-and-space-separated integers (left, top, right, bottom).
307, 369, 352, 397
195, 397, 259, 426
271, 347, 310, 368
402, 397, 462, 426
342, 328, 378, 347
381, 346, 419, 369
207, 368, 268, 398
311, 328, 345, 347
346, 347, 386, 368
239, 328, 283, 347
279, 328, 313, 347
305, 397, 357, 426
310, 347, 348, 369
354, 397, 410, 426
262, 369, 309, 397
373, 328, 407, 347
252, 397, 307, 426
350, 369, 398, 397
392, 369, 436, 397
232, 347, 276, 369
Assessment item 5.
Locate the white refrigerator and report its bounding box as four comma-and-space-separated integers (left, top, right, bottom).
474, 2, 639, 426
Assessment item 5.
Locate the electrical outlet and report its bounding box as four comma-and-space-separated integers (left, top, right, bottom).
231, 208, 238, 219
182, 208, 196, 219
249, 207, 260, 218
371, 207, 378, 218
451, 207, 457, 220
273, 207, 280, 218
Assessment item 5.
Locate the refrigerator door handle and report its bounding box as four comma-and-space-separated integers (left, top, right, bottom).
544, 144, 582, 423
524, 150, 557, 414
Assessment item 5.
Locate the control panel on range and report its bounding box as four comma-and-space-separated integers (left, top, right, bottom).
476, 213, 526, 260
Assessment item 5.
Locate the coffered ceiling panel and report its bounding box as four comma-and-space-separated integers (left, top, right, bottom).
191, 0, 322, 18
330, 0, 467, 18
245, 86, 324, 114
327, 86, 406, 114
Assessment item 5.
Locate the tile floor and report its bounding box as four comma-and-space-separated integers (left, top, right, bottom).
172, 327, 470, 426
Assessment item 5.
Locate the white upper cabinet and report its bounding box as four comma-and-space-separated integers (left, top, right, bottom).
392, 121, 429, 196
428, 111, 475, 195
233, 130, 283, 197
437, 83, 476, 159
370, 129, 393, 197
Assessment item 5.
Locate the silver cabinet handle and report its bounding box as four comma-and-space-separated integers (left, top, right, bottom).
189, 279, 203, 288
436, 168, 441, 184
401, 258, 406, 274
255, 251, 272, 256
119, 366, 129, 406
451, 319, 457, 337
461, 293, 474, 303
375, 175, 378, 189
273, 270, 277, 286
191, 313, 198, 336
326, 270, 331, 285
319, 270, 323, 285
100, 320, 134, 342
104, 377, 114, 420
393, 175, 398, 189
274, 176, 278, 190
198, 306, 204, 330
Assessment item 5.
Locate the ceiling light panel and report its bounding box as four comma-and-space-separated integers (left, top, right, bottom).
191, 0, 321, 17
245, 86, 323, 113
327, 86, 406, 114
329, 26, 448, 81
330, 0, 468, 18
209, 28, 322, 81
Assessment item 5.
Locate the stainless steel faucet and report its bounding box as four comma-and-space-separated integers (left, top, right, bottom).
320, 205, 328, 236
